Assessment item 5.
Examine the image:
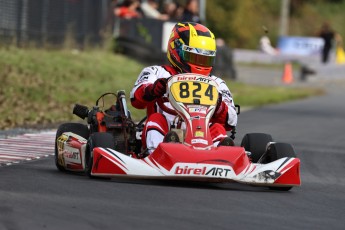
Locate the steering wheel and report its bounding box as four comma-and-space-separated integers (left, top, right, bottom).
157, 97, 178, 116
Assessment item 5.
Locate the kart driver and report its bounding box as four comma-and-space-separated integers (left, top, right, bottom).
130, 22, 238, 154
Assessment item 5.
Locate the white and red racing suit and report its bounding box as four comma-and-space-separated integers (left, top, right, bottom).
130, 65, 238, 153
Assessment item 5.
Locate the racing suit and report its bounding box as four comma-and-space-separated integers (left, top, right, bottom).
130, 65, 238, 153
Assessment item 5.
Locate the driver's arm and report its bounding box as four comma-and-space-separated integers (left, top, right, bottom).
130, 66, 169, 109
211, 80, 238, 130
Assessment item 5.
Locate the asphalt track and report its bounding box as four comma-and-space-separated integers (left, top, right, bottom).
1, 81, 345, 230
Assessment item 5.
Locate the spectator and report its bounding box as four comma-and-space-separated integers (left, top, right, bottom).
259, 27, 278, 55
181, 0, 201, 23
106, 0, 118, 26
163, 1, 183, 21
114, 0, 142, 19
141, 0, 169, 20
213, 38, 237, 80
318, 22, 335, 64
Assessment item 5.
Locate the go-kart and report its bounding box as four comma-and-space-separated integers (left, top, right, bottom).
55, 73, 301, 191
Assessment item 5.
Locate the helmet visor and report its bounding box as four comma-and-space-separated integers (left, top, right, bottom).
181, 45, 216, 67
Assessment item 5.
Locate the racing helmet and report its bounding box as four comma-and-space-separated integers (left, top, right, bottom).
167, 22, 216, 76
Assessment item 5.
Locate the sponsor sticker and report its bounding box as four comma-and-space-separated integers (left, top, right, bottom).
135, 71, 150, 85
195, 131, 204, 137
172, 164, 233, 178
63, 150, 79, 160
188, 107, 207, 114
176, 76, 211, 83
191, 139, 208, 145
220, 89, 232, 98
63, 146, 81, 164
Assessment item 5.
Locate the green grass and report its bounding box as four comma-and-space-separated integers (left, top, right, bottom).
236, 62, 301, 70
229, 81, 323, 107
0, 48, 323, 129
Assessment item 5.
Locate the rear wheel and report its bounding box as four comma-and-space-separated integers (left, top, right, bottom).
55, 123, 89, 171
241, 133, 273, 163
85, 132, 115, 178
264, 142, 297, 191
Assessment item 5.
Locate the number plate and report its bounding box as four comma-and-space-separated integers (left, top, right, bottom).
170, 81, 218, 105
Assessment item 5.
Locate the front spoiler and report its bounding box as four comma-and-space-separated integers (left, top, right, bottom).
91, 143, 301, 188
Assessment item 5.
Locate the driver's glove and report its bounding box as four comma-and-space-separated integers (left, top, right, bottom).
143, 78, 168, 101
215, 101, 225, 116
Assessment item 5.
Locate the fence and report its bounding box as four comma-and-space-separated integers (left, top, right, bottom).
0, 0, 111, 48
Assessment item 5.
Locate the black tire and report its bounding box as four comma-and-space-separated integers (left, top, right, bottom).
264, 142, 296, 163
264, 142, 297, 191
85, 132, 115, 178
241, 133, 273, 163
55, 123, 89, 171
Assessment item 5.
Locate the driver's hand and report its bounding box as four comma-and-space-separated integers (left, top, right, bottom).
151, 78, 168, 97
143, 78, 168, 101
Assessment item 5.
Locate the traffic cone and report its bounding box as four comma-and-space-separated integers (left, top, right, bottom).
282, 62, 293, 84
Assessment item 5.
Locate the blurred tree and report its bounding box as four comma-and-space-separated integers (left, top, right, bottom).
206, 0, 280, 49
205, 1, 236, 45
206, 0, 345, 49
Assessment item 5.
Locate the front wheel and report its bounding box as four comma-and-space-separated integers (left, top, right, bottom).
263, 142, 297, 191
241, 133, 273, 163
85, 132, 115, 178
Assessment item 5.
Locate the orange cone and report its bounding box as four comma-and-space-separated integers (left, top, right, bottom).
282, 62, 293, 84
